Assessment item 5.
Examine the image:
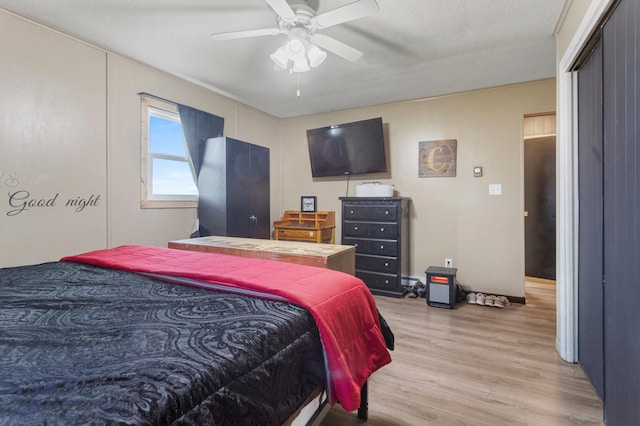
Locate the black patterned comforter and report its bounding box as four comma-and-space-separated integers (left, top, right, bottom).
0, 262, 325, 425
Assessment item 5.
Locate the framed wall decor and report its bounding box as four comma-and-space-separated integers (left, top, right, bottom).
419, 139, 458, 178
301, 196, 317, 212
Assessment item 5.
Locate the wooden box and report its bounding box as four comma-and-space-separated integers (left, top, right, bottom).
169, 236, 354, 275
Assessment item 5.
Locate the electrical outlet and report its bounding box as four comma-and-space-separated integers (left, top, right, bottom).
445, 258, 453, 268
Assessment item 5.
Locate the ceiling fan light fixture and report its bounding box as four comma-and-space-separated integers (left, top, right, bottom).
270, 46, 289, 69
306, 44, 327, 68
292, 57, 311, 73
285, 38, 306, 58
215, 0, 378, 74
269, 28, 327, 73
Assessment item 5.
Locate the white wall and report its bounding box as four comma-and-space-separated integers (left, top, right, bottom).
0, 9, 280, 267
105, 55, 281, 248
280, 81, 556, 298
0, 11, 107, 266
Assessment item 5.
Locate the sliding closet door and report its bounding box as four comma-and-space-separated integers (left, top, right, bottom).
577, 39, 604, 401
602, 0, 640, 423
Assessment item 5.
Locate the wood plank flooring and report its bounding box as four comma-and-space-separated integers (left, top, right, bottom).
322, 282, 603, 425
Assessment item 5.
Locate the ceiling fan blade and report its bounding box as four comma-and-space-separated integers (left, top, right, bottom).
311, 33, 363, 62
212, 27, 282, 40
264, 0, 296, 20
312, 0, 379, 29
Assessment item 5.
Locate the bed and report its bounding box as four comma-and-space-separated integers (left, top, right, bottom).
0, 245, 393, 425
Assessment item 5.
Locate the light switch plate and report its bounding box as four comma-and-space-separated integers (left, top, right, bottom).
489, 184, 502, 195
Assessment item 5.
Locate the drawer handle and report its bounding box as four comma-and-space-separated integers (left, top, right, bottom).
380, 227, 384, 232
385, 210, 389, 215
354, 226, 358, 230
384, 262, 389, 267
384, 279, 389, 284
354, 243, 358, 247
380, 245, 384, 250
350, 210, 354, 214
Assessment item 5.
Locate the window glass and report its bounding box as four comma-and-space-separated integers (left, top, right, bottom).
149, 115, 187, 157
140, 96, 197, 208
151, 158, 198, 195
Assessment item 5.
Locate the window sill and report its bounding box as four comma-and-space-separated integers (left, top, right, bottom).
141, 200, 197, 209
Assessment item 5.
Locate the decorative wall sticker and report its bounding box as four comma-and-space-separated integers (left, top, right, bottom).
5, 189, 102, 216
0, 171, 19, 187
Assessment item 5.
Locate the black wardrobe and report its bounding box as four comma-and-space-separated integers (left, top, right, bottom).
197, 136, 270, 239
576, 0, 639, 424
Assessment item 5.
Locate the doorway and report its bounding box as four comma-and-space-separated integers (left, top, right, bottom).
523, 114, 556, 281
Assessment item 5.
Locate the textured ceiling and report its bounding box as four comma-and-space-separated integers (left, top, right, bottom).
0, 0, 565, 118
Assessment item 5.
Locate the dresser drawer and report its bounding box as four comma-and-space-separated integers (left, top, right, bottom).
343, 222, 397, 238
343, 222, 371, 237
356, 270, 401, 291
343, 237, 364, 253
276, 228, 318, 241
367, 240, 397, 256
356, 254, 398, 273
368, 223, 397, 238
343, 205, 398, 221
343, 238, 398, 256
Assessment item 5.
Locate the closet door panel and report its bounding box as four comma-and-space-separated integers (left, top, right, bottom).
602, 1, 640, 423
577, 39, 604, 401
226, 139, 252, 237
249, 145, 270, 239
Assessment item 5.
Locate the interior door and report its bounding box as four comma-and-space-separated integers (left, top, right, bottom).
524, 135, 556, 279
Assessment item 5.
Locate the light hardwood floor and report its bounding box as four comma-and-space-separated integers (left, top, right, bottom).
322, 282, 604, 425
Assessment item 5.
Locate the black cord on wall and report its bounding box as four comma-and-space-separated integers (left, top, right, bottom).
345, 174, 350, 197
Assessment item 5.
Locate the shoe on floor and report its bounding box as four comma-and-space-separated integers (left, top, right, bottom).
497, 295, 510, 306
475, 293, 486, 305
493, 297, 505, 308
484, 295, 496, 307
466, 292, 477, 304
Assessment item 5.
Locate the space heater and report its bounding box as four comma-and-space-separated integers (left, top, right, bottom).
425, 266, 458, 309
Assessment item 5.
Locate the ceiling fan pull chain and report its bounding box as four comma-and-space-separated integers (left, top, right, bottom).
296, 72, 301, 98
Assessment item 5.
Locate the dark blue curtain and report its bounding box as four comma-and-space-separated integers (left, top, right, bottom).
176, 104, 223, 237
177, 104, 224, 178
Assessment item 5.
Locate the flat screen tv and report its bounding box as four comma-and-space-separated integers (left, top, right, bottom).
306, 117, 387, 177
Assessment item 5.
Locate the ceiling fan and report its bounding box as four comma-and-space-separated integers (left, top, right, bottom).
212, 0, 380, 73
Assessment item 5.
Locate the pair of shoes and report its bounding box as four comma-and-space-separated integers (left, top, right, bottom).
466, 292, 477, 304
497, 295, 510, 306
466, 292, 511, 308
485, 294, 509, 308
494, 295, 510, 308
403, 281, 426, 299
493, 296, 505, 308
475, 293, 486, 305
484, 295, 497, 307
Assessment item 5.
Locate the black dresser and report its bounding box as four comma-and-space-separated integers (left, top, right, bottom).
340, 197, 410, 297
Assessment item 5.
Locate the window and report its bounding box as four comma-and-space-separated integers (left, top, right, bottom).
141, 96, 197, 208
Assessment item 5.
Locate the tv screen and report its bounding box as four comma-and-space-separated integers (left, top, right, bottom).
306, 117, 387, 177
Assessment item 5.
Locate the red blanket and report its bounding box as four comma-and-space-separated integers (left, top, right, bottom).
61, 245, 391, 411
